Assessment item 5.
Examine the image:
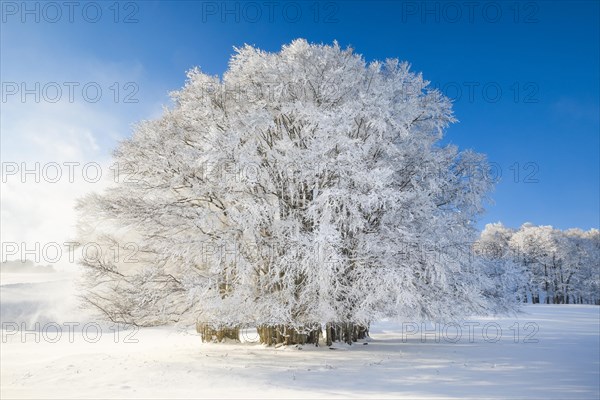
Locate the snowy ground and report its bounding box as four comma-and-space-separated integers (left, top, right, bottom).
1, 271, 599, 399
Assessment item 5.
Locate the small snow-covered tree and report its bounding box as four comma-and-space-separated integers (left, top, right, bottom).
76, 39, 511, 345
477, 223, 527, 303
479, 222, 515, 259
509, 224, 561, 304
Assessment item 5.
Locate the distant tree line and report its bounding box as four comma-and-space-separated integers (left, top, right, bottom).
477, 223, 600, 305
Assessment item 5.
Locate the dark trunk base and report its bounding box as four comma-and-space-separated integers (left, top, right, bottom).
257, 324, 321, 346
196, 323, 240, 343
325, 322, 369, 346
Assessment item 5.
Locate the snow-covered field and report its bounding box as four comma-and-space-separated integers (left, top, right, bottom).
1, 271, 598, 399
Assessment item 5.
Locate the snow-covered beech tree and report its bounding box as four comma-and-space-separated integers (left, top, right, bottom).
76, 39, 510, 345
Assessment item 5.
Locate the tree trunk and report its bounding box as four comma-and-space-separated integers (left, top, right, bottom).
544, 264, 549, 304
196, 323, 240, 343
355, 324, 370, 340
325, 322, 369, 345
257, 324, 321, 346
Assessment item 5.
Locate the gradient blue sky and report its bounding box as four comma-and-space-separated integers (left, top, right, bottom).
1, 0, 599, 238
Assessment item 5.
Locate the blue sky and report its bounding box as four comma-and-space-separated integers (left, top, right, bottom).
1, 0, 599, 248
